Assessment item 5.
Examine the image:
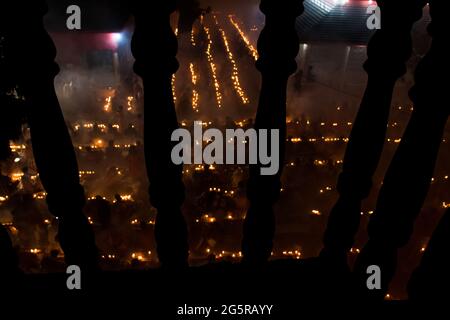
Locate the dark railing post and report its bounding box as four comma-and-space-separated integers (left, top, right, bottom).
321, 0, 428, 263
409, 209, 450, 300
354, 0, 449, 299
0, 224, 19, 280
242, 0, 304, 265
131, 1, 189, 268
1, 1, 98, 269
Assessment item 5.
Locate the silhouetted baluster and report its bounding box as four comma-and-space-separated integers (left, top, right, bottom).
131, 1, 189, 267
353, 0, 449, 299
0, 7, 20, 281
2, 1, 98, 269
408, 208, 450, 300
242, 0, 304, 265
0, 224, 19, 282
321, 0, 428, 262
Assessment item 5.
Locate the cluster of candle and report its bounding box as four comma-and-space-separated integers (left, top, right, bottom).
215, 16, 250, 105
203, 26, 223, 109
228, 15, 259, 61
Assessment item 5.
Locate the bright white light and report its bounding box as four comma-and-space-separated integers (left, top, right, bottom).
333, 0, 349, 4
310, 0, 349, 13
112, 33, 123, 44
310, 0, 334, 12
14, 157, 20, 163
